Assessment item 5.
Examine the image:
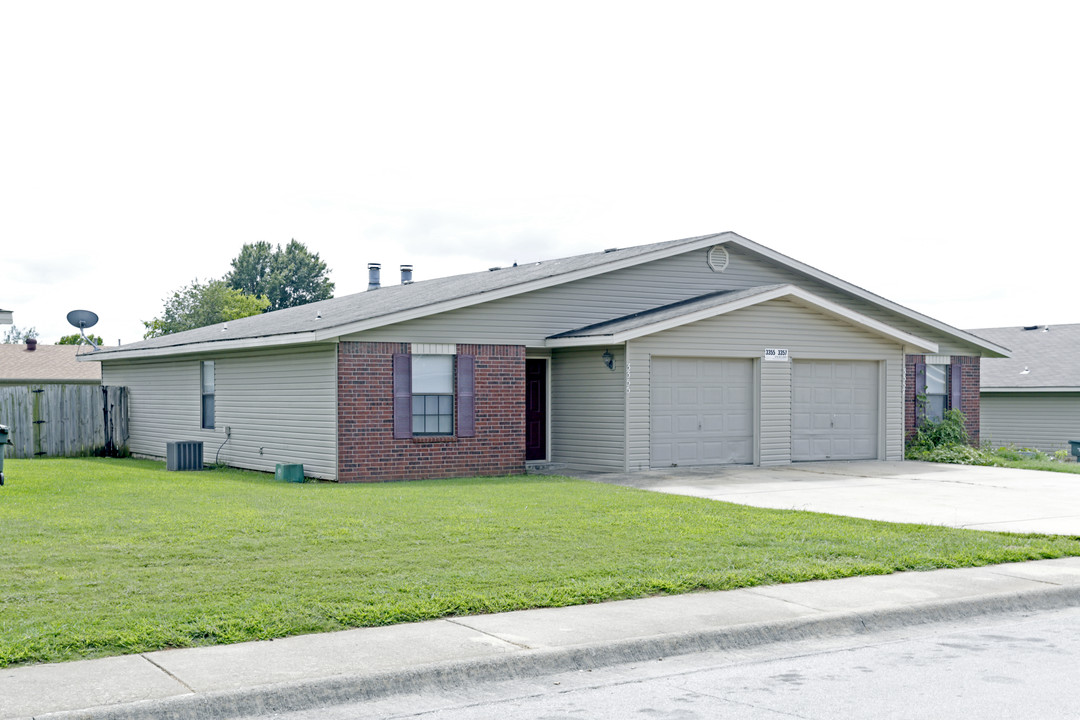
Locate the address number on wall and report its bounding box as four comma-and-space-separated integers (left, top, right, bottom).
763, 348, 789, 362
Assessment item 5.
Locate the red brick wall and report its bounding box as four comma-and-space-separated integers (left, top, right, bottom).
954, 355, 981, 446
904, 354, 981, 446
337, 342, 525, 482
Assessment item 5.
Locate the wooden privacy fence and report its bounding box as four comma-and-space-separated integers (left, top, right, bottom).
0, 385, 128, 459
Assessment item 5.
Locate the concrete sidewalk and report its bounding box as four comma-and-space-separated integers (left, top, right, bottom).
5, 557, 1080, 720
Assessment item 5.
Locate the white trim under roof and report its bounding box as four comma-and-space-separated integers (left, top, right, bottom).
545, 285, 939, 352
77, 334, 333, 362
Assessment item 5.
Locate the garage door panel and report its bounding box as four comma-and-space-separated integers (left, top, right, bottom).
726, 387, 750, 404
792, 360, 878, 462
676, 387, 699, 404
676, 414, 699, 433
702, 413, 726, 432
852, 437, 877, 456
676, 441, 700, 462
675, 360, 698, 378
651, 357, 753, 468
702, 388, 725, 404
852, 413, 874, 431
853, 363, 875, 381
727, 414, 753, 433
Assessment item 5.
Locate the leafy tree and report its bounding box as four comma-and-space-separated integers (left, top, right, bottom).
2, 325, 38, 343
57, 333, 105, 346
226, 239, 334, 312
142, 279, 270, 339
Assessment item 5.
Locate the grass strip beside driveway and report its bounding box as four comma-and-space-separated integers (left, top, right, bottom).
3, 458, 1079, 668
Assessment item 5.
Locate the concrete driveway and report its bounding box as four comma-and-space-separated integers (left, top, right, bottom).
582, 461, 1080, 535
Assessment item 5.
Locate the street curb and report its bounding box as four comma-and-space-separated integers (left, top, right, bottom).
35, 583, 1080, 720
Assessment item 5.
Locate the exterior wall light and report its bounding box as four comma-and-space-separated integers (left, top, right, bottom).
602, 350, 615, 371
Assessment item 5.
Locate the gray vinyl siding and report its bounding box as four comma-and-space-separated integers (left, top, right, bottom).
625, 298, 905, 470
760, 360, 791, 465
346, 243, 984, 355
980, 393, 1080, 453
549, 346, 625, 472
100, 345, 338, 479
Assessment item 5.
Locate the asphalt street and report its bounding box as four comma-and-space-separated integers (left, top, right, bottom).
265, 605, 1080, 720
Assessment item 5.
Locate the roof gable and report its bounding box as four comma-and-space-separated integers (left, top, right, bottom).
547, 284, 938, 352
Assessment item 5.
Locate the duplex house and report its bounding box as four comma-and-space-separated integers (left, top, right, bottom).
969, 323, 1080, 453
82, 232, 1007, 480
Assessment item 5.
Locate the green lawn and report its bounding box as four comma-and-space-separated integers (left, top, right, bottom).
3, 458, 1080, 668
992, 458, 1080, 474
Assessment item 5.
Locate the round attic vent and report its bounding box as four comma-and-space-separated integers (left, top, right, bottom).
707, 245, 729, 272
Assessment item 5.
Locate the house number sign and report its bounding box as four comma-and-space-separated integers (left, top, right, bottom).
763, 348, 789, 362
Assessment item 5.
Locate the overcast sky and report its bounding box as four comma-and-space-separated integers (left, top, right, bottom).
3, 1, 1077, 346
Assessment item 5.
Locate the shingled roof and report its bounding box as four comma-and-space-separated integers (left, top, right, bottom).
82, 231, 1008, 361
968, 324, 1080, 391
86, 232, 726, 358
0, 344, 101, 383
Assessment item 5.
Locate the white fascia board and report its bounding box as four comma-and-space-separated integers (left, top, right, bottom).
981, 386, 1080, 393
317, 233, 735, 340
80, 333, 330, 362
546, 285, 939, 352
726, 236, 1010, 358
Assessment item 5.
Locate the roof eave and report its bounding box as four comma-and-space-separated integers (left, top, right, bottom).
83, 332, 330, 362
0, 378, 101, 385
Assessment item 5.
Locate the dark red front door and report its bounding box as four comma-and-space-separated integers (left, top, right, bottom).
525, 359, 547, 461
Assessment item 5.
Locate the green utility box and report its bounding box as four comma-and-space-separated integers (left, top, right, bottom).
275, 463, 305, 483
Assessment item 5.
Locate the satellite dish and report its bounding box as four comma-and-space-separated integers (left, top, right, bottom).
66, 309, 100, 350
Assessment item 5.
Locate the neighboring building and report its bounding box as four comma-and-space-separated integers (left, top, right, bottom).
967, 324, 1080, 453
0, 309, 12, 325
80, 232, 1007, 481
0, 342, 102, 385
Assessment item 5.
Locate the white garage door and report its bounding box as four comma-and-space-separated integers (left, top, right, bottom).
792, 361, 878, 461
651, 357, 754, 467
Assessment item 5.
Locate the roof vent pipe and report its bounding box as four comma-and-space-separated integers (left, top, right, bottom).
25, 338, 37, 352
400, 264, 413, 285
367, 263, 381, 291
